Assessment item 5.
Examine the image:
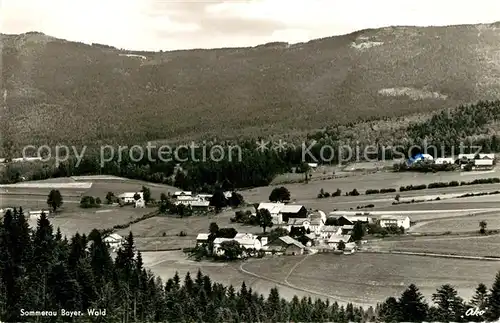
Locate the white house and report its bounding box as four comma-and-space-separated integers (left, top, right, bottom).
174, 191, 192, 197
475, 159, 494, 167
135, 198, 145, 208
197, 194, 213, 201
212, 233, 262, 257
307, 163, 318, 169
479, 154, 495, 160
379, 215, 411, 230
223, 191, 233, 199
258, 202, 285, 224
319, 226, 342, 239
287, 218, 311, 231
327, 234, 353, 249
435, 157, 455, 165
28, 210, 50, 220
308, 211, 326, 234
196, 233, 210, 246
104, 233, 123, 251
118, 192, 143, 204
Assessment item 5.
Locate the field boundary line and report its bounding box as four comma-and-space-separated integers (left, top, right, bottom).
360, 250, 500, 261
238, 258, 366, 306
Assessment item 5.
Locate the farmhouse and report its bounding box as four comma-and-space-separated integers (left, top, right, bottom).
287, 218, 311, 231
135, 198, 145, 208
479, 153, 495, 160
197, 194, 213, 201
104, 233, 123, 251
265, 236, 306, 255
118, 192, 143, 204
174, 191, 192, 197
319, 226, 342, 239
474, 159, 494, 169
435, 157, 455, 165
336, 215, 372, 226
280, 204, 308, 222
327, 234, 353, 249
196, 233, 210, 246
307, 163, 318, 169
28, 210, 51, 220
212, 233, 262, 256
379, 215, 411, 230
340, 225, 354, 235
308, 211, 326, 234
258, 202, 285, 224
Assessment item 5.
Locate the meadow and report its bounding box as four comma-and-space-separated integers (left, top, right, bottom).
411, 211, 500, 234
368, 234, 500, 258
241, 253, 500, 306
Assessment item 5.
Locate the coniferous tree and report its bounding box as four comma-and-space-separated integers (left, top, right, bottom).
431, 284, 465, 322
486, 271, 500, 321
398, 284, 428, 322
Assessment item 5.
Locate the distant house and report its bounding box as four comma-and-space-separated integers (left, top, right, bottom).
212, 233, 262, 256
197, 194, 213, 201
265, 236, 306, 256
135, 198, 145, 208
280, 205, 308, 222
435, 158, 455, 165
337, 216, 371, 226
479, 154, 495, 160
474, 159, 494, 169
340, 224, 354, 235
308, 211, 326, 234
118, 192, 143, 204
174, 191, 192, 197
258, 202, 285, 224
327, 234, 353, 249
319, 226, 342, 239
307, 163, 318, 169
196, 233, 210, 246
174, 199, 210, 208
28, 210, 51, 220
223, 191, 233, 199
104, 233, 123, 251
379, 215, 411, 230
287, 218, 311, 231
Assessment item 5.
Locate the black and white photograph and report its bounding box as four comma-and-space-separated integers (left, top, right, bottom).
1, 0, 500, 322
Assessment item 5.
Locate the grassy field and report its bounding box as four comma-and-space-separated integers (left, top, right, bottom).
242, 253, 500, 306
33, 206, 153, 237
412, 212, 500, 233
241, 169, 500, 205
368, 235, 500, 258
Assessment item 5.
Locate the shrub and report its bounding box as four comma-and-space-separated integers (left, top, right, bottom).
365, 189, 380, 195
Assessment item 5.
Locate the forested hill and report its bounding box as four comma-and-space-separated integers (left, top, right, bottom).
2, 22, 500, 149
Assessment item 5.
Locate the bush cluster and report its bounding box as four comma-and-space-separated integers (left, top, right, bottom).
317, 188, 341, 198
399, 184, 427, 192
79, 196, 102, 208
365, 188, 397, 195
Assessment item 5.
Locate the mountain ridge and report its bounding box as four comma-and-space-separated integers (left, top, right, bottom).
2, 22, 500, 152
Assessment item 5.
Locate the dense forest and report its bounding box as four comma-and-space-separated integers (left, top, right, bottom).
1, 208, 500, 322
2, 101, 500, 191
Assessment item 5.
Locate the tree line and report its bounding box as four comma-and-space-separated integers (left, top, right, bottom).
1, 207, 500, 321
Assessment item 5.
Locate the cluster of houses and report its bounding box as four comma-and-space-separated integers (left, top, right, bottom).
412, 153, 496, 170
195, 202, 412, 258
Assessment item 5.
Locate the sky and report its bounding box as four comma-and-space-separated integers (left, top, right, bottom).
2, 0, 500, 51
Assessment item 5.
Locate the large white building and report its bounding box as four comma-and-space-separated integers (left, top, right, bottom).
118, 192, 143, 204
213, 233, 263, 256
104, 233, 123, 251
379, 215, 411, 230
